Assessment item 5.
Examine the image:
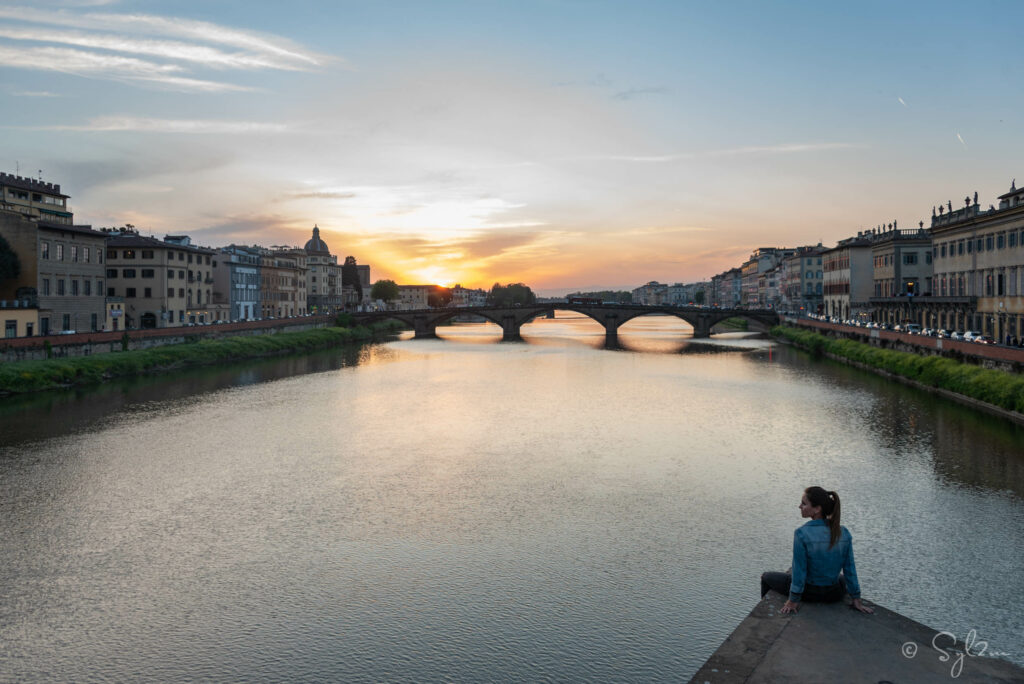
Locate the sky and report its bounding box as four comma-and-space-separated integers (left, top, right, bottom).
2, 0, 1024, 294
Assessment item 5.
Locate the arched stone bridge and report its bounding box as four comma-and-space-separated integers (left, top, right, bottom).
351, 304, 779, 342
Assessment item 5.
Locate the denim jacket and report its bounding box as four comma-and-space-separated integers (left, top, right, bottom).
790, 519, 861, 602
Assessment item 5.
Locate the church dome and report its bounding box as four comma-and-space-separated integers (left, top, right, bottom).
304, 225, 330, 255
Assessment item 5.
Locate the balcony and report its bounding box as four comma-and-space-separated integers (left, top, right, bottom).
0, 295, 38, 309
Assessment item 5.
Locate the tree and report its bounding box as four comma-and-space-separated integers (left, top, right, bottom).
487, 282, 536, 306
694, 290, 705, 305
342, 256, 363, 300
370, 279, 399, 302
0, 234, 20, 282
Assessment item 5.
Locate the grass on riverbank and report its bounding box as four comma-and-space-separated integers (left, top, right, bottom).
0, 322, 403, 395
772, 325, 1024, 413
716, 317, 749, 331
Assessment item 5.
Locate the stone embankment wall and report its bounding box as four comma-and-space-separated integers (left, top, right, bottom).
785, 317, 1024, 373
0, 316, 336, 362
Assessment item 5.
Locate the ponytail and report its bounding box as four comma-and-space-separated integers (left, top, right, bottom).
805, 486, 842, 548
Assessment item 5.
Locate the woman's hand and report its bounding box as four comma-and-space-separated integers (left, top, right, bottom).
851, 598, 874, 614
780, 600, 800, 614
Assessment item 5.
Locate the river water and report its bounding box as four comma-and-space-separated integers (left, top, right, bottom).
1, 314, 1023, 682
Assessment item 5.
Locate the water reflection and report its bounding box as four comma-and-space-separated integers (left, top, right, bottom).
1, 318, 1022, 681
0, 343, 395, 448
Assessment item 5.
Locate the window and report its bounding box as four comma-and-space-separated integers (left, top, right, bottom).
57, 279, 65, 295
41, 241, 50, 259
998, 273, 1005, 296
122, 249, 136, 258
122, 268, 136, 278
179, 270, 185, 279
62, 314, 70, 331
40, 317, 49, 336
84, 280, 91, 296
71, 280, 79, 296
967, 240, 973, 254
82, 247, 89, 263
91, 313, 98, 332
42, 278, 50, 295
71, 245, 78, 262
925, 252, 932, 264
107, 268, 117, 278
107, 287, 115, 297
903, 253, 918, 265
168, 287, 174, 297
97, 280, 103, 292
985, 275, 993, 296
142, 250, 154, 259
97, 251, 102, 264
997, 234, 1005, 249
126, 288, 136, 298
107, 249, 117, 259
144, 287, 152, 298
178, 288, 184, 297
1012, 233, 1019, 248
168, 270, 175, 279
56, 243, 64, 260
958, 240, 964, 255
188, 254, 193, 264
205, 256, 211, 265
178, 252, 185, 261
940, 244, 946, 258
141, 269, 155, 278
6, 320, 17, 338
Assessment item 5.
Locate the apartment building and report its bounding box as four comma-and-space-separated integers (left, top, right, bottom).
822, 234, 873, 320
105, 233, 216, 328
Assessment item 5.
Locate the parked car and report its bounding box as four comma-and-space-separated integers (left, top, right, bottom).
964, 330, 983, 342
974, 335, 995, 344
950, 331, 966, 341
937, 329, 950, 339
905, 324, 922, 334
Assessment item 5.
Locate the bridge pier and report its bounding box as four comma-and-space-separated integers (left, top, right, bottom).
692, 313, 712, 339
500, 315, 522, 341
412, 316, 437, 339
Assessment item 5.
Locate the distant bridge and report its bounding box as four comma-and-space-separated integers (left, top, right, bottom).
351, 304, 779, 342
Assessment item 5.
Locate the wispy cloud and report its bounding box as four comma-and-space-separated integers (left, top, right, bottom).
581, 142, 860, 163
0, 45, 252, 91
956, 132, 967, 149
23, 116, 290, 133
0, 26, 311, 71
11, 89, 61, 97
0, 5, 333, 91
898, 96, 908, 107
612, 86, 668, 101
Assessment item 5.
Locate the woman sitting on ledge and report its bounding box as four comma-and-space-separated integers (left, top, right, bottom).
761, 486, 874, 615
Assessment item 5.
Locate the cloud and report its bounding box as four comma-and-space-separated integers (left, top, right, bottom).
0, 6, 329, 68
288, 190, 359, 200
0, 5, 334, 92
0, 26, 311, 71
581, 142, 860, 163
28, 116, 291, 133
612, 86, 668, 101
0, 45, 252, 91
11, 90, 61, 97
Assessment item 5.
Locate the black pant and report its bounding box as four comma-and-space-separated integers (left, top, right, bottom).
760, 571, 846, 602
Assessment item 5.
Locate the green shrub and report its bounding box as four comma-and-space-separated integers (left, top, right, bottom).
0, 320, 404, 395
772, 325, 1024, 414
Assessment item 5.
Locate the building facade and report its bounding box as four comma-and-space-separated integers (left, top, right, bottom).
0, 207, 106, 336
822, 234, 874, 320
213, 245, 261, 321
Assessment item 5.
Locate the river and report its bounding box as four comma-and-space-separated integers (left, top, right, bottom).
1, 313, 1022, 682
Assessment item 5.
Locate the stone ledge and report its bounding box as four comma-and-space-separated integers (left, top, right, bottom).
689, 592, 1023, 683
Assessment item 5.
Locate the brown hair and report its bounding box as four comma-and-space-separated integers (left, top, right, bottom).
806, 486, 841, 548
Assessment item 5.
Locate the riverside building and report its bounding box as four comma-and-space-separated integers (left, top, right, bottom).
104, 232, 216, 328
927, 182, 1024, 339
0, 175, 106, 336
868, 224, 933, 326
822, 233, 873, 320
213, 245, 261, 321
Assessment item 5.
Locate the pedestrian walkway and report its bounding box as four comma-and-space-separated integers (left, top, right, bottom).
689, 591, 1023, 683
